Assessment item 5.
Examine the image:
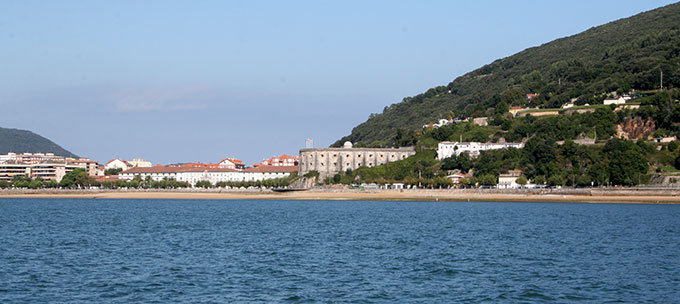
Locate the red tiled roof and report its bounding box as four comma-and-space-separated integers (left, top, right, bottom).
244, 165, 298, 173
260, 154, 300, 166
121, 166, 240, 174
220, 158, 244, 165
180, 163, 218, 168
105, 159, 131, 166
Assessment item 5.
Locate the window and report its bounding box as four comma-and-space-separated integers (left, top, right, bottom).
333, 154, 337, 157
320, 154, 324, 157
369, 154, 373, 157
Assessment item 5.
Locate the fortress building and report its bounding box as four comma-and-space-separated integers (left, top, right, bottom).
299, 142, 416, 179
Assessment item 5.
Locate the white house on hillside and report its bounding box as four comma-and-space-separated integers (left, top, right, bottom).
603, 96, 626, 105
437, 141, 524, 160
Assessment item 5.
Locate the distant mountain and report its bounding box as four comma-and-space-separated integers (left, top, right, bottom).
334, 2, 680, 147
0, 127, 79, 158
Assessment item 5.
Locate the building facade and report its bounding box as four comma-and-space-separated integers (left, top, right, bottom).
128, 158, 152, 168
218, 158, 245, 169
119, 165, 297, 186
299, 142, 416, 179
437, 141, 524, 160
257, 154, 299, 167
0, 157, 97, 182
104, 159, 131, 171
498, 169, 523, 189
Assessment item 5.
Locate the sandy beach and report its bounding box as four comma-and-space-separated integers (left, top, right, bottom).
1, 188, 680, 204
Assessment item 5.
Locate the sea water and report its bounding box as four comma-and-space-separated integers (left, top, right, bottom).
1, 198, 678, 303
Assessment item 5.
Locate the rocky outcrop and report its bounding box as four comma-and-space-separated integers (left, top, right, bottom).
289, 177, 316, 189
616, 117, 655, 139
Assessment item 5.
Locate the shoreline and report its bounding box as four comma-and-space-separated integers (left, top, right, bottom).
1, 189, 680, 204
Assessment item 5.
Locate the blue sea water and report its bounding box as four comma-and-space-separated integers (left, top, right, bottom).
0, 199, 679, 303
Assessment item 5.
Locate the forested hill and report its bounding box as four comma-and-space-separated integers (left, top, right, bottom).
0, 127, 79, 158
334, 2, 680, 147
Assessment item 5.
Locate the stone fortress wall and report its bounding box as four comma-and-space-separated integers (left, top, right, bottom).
299, 142, 416, 179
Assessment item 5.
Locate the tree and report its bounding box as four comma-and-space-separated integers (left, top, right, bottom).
675, 154, 680, 170
28, 179, 44, 189
59, 168, 93, 188
516, 175, 528, 185
304, 170, 320, 178
478, 174, 498, 186
604, 138, 649, 185
495, 100, 509, 115
533, 175, 546, 185
194, 180, 214, 188
104, 168, 123, 175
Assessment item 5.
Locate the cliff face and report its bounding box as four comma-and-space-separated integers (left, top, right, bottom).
616, 117, 656, 139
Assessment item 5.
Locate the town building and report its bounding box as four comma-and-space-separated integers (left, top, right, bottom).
498, 169, 523, 189
446, 172, 468, 184
0, 152, 63, 163
437, 141, 524, 160
615, 104, 640, 111
128, 158, 152, 168
526, 93, 540, 102
472, 117, 489, 126
256, 154, 299, 167
651, 136, 677, 143
423, 118, 454, 129
105, 159, 131, 171
603, 96, 626, 105
218, 158, 245, 169
299, 142, 416, 179
0, 153, 98, 182
179, 162, 219, 169
509, 106, 525, 116
118, 165, 297, 186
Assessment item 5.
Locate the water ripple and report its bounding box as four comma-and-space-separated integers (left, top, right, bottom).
1, 199, 679, 303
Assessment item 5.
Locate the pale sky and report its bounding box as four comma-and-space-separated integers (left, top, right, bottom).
0, 0, 675, 165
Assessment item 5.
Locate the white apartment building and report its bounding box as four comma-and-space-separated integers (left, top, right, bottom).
0, 160, 97, 182
437, 141, 524, 160
0, 153, 98, 182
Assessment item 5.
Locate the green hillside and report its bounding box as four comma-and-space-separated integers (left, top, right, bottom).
334, 2, 680, 147
0, 127, 79, 158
